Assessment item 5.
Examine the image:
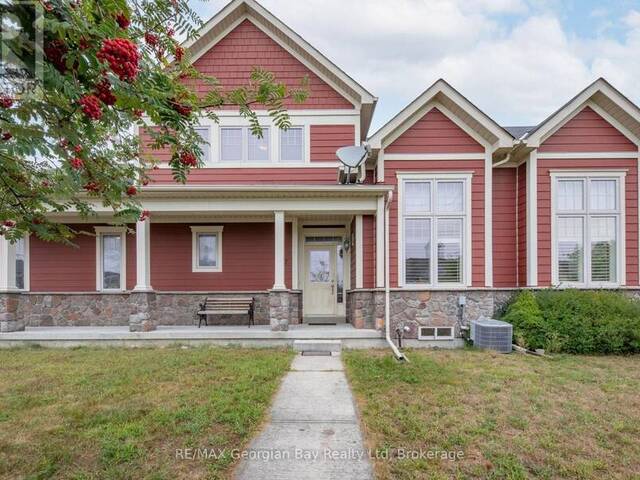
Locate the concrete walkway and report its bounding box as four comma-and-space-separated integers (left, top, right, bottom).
234, 353, 374, 480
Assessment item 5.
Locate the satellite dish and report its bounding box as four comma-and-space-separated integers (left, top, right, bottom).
336, 145, 368, 168
336, 145, 369, 184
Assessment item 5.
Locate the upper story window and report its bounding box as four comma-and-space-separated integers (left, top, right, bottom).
220, 127, 270, 163
95, 227, 126, 291
194, 127, 211, 163
552, 173, 624, 287
399, 175, 470, 287
280, 127, 304, 163
191, 226, 223, 272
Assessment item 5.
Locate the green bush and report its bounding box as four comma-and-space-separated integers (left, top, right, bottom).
500, 289, 640, 354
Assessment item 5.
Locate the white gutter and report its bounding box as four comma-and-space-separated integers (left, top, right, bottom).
384, 190, 407, 361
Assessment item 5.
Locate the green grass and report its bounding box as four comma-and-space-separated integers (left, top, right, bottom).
343, 349, 640, 480
0, 346, 293, 480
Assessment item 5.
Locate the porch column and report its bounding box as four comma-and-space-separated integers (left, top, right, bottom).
0, 237, 23, 332
133, 219, 152, 292
273, 210, 286, 290
355, 215, 363, 289
375, 197, 385, 288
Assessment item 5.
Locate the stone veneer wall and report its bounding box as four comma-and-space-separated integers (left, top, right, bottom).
18, 292, 273, 327
346, 289, 517, 338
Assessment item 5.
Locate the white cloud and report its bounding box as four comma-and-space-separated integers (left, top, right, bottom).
190, 1, 640, 131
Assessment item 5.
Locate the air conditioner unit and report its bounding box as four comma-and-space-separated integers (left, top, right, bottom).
470, 318, 512, 353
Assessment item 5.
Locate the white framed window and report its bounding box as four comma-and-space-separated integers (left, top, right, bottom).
191, 226, 223, 272
194, 126, 211, 163
551, 172, 625, 287
398, 174, 472, 288
418, 326, 455, 340
95, 227, 126, 291
279, 127, 304, 163
15, 236, 29, 291
220, 127, 270, 163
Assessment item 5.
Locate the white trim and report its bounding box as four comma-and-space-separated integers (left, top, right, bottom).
550, 171, 626, 287
526, 151, 538, 286
384, 153, 486, 161
292, 217, 299, 289
17, 235, 29, 291
190, 226, 223, 273
0, 237, 18, 292
94, 227, 127, 292
397, 172, 473, 288
484, 148, 493, 287
376, 148, 385, 183
278, 126, 306, 164
273, 211, 286, 290
537, 152, 640, 159
375, 197, 385, 288
587, 101, 639, 146
133, 220, 152, 292
355, 215, 364, 289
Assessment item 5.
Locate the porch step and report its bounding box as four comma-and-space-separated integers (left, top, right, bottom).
293, 339, 342, 354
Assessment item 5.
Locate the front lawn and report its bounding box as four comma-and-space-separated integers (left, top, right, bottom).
344, 349, 640, 480
0, 346, 293, 480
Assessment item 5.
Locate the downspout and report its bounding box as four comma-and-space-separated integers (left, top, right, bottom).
384, 190, 407, 361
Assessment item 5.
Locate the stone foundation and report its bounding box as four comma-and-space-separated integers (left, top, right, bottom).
0, 293, 23, 332
268, 290, 302, 331
346, 289, 518, 338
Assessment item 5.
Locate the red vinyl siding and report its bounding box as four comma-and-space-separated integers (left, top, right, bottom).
537, 158, 639, 286
150, 223, 292, 291
185, 19, 353, 110
492, 168, 517, 287
517, 163, 527, 286
539, 107, 636, 152
146, 167, 339, 184
30, 225, 136, 292
310, 125, 355, 162
363, 215, 375, 288
386, 108, 484, 154
385, 160, 485, 287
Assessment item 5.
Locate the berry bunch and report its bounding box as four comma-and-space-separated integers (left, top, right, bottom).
97, 38, 140, 81
0, 95, 13, 108
174, 46, 184, 62
79, 95, 103, 120
139, 210, 150, 221
95, 78, 117, 106
70, 157, 84, 169
84, 181, 100, 192
179, 151, 197, 167
144, 32, 158, 47
115, 13, 130, 29
126, 185, 137, 196
170, 99, 192, 117
2, 220, 16, 228
2, 132, 12, 141
44, 40, 68, 73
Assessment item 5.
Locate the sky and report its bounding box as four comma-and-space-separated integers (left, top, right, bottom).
189, 0, 640, 132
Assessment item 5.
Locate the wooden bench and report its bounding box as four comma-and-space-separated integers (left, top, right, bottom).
197, 297, 255, 328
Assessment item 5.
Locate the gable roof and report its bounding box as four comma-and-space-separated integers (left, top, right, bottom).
367, 79, 514, 151
184, 0, 377, 138
524, 78, 640, 147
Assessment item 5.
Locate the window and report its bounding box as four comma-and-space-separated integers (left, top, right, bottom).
194, 127, 210, 163
400, 176, 470, 287
418, 326, 454, 340
191, 226, 223, 272
280, 127, 304, 163
553, 174, 623, 286
220, 127, 270, 163
95, 227, 126, 291
15, 236, 28, 290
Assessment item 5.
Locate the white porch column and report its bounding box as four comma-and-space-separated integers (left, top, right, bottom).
273, 211, 286, 290
526, 151, 538, 286
133, 219, 152, 291
484, 148, 493, 287
0, 237, 17, 292
375, 197, 385, 288
355, 214, 364, 289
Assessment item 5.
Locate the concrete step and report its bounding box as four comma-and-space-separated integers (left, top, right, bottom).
293, 339, 342, 353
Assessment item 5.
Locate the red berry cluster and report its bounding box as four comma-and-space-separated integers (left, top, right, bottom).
126, 185, 137, 196
97, 38, 139, 82
70, 157, 84, 169
170, 99, 192, 117
2, 220, 16, 228
132, 109, 144, 119
115, 13, 130, 29
179, 151, 197, 167
79, 94, 103, 120
0, 95, 13, 109
44, 40, 68, 73
2, 132, 13, 141
144, 32, 158, 47
174, 46, 184, 62
139, 209, 150, 221
95, 79, 117, 106
84, 181, 100, 192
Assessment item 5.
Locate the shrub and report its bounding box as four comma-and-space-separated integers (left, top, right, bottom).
500, 290, 640, 354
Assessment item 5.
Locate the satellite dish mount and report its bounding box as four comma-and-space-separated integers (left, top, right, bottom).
336, 145, 370, 184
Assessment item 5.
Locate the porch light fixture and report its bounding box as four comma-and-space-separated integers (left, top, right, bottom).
342, 237, 351, 252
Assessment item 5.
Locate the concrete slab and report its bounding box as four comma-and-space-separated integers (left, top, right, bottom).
234, 354, 373, 480
293, 339, 342, 353
291, 354, 343, 372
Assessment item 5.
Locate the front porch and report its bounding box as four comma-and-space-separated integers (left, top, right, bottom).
0, 323, 387, 349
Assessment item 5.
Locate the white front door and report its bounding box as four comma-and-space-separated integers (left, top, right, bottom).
304, 245, 336, 316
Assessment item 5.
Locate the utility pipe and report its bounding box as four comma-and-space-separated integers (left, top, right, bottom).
384, 190, 407, 361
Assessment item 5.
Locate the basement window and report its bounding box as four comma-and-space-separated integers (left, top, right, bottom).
418, 326, 454, 340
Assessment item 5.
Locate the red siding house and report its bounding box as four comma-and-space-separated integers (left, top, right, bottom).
3, 0, 640, 344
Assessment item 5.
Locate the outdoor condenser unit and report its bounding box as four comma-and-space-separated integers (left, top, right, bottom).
470, 318, 513, 353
